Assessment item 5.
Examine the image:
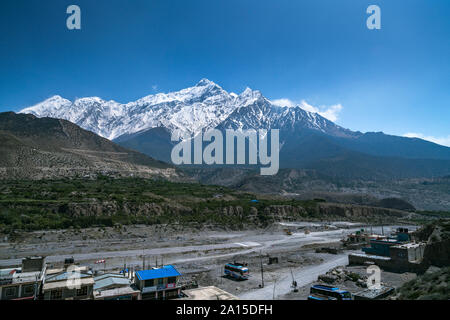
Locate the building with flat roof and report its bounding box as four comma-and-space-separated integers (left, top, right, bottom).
350, 240, 427, 273
0, 269, 43, 300
353, 286, 395, 300
93, 286, 141, 300
0, 256, 46, 300
42, 265, 94, 300
134, 265, 182, 300
362, 238, 401, 257
390, 242, 426, 263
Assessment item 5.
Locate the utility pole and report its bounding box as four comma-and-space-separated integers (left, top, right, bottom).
290, 268, 298, 292
260, 251, 264, 288
33, 274, 38, 300
272, 279, 276, 300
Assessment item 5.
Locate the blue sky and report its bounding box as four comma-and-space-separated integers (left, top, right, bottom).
1, 0, 449, 145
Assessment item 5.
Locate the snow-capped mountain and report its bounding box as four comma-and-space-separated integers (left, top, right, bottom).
15, 79, 450, 179
19, 79, 351, 140
217, 90, 355, 138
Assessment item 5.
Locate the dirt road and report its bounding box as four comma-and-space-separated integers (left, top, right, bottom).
238, 254, 349, 300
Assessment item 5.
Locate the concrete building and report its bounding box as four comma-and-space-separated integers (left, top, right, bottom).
22, 256, 47, 273
350, 240, 427, 273
0, 269, 43, 300
93, 273, 140, 300
0, 256, 46, 300
390, 242, 426, 263
392, 227, 412, 242
134, 265, 182, 300
42, 265, 94, 300
362, 238, 400, 257
93, 286, 141, 300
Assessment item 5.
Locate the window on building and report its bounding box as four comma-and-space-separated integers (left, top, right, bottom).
22, 284, 35, 296
168, 277, 176, 284
158, 278, 164, 285
166, 290, 179, 299
50, 289, 63, 300
144, 279, 155, 287
5, 286, 17, 297
76, 286, 88, 296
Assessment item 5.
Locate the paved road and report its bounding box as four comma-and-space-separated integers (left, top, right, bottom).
0, 241, 262, 268
238, 254, 350, 300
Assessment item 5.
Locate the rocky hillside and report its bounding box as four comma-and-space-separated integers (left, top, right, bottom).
397, 267, 450, 300
0, 112, 177, 179
185, 167, 450, 211
413, 220, 450, 267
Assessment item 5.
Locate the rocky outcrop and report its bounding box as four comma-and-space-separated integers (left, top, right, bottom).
317, 203, 407, 221
60, 201, 193, 218
53, 201, 411, 223
418, 220, 450, 267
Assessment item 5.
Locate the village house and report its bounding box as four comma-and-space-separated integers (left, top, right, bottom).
134, 265, 182, 300
42, 262, 94, 300
0, 256, 46, 300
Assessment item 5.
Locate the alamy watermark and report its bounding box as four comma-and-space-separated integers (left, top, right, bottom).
66, 265, 82, 289
366, 265, 382, 289
66, 5, 380, 31
367, 5, 381, 30
66, 5, 81, 30
171, 129, 280, 176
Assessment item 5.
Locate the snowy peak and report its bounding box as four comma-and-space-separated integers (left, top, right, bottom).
195, 78, 220, 88
21, 95, 72, 116
239, 87, 263, 101
19, 79, 350, 140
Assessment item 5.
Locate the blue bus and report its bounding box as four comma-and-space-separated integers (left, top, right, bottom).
224, 263, 249, 280
308, 285, 352, 300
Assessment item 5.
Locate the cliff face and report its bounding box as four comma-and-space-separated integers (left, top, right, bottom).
317, 203, 407, 221
56, 202, 409, 220
423, 239, 450, 267
415, 221, 450, 267
26, 201, 409, 228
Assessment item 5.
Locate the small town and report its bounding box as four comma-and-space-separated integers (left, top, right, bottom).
1, 221, 447, 301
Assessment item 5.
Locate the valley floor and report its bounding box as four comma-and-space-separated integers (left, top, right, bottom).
0, 221, 419, 300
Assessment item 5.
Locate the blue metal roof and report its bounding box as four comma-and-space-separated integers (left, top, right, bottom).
135, 265, 181, 281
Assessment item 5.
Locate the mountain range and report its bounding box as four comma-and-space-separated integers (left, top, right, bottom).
18, 79, 450, 180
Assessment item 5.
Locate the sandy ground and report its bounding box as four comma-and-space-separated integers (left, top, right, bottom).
0, 222, 419, 300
